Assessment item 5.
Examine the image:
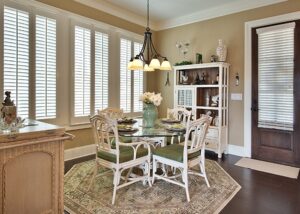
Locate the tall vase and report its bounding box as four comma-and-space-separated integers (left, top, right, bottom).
143, 103, 158, 128
216, 39, 227, 62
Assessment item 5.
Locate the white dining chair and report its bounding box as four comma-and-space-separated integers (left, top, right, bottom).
98, 107, 124, 119
152, 115, 212, 202
167, 107, 192, 144
89, 114, 152, 205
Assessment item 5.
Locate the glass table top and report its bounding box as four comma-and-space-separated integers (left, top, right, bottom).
118, 118, 185, 137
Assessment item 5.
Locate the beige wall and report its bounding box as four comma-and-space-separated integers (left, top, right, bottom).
154, 0, 300, 147
64, 128, 94, 150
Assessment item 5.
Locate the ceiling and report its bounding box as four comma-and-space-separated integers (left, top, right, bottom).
75, 0, 286, 30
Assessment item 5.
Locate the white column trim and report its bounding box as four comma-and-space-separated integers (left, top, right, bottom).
227, 145, 245, 157
244, 11, 300, 158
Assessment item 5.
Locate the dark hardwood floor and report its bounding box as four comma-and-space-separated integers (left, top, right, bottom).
64, 153, 300, 214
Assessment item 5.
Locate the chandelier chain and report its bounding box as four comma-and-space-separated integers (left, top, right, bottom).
147, 0, 149, 30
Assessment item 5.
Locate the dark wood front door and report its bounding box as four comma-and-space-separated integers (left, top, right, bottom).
252, 21, 300, 167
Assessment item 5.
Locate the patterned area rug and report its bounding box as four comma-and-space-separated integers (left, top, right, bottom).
64, 160, 241, 214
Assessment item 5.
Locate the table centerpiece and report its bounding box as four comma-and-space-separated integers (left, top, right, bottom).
140, 92, 162, 128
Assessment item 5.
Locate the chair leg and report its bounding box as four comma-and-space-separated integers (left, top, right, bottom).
161, 163, 167, 176
125, 167, 133, 182
112, 169, 120, 205
199, 161, 210, 187
147, 160, 152, 187
171, 136, 174, 145
182, 168, 190, 202
152, 158, 157, 184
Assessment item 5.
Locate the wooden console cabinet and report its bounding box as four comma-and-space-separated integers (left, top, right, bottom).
0, 120, 72, 214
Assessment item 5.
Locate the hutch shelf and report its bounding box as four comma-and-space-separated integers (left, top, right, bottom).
173, 62, 229, 158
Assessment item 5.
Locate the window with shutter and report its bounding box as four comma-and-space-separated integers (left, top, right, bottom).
120, 38, 132, 113
3, 6, 29, 118
133, 42, 143, 112
95, 31, 109, 113
257, 22, 295, 131
35, 15, 56, 119
74, 26, 91, 117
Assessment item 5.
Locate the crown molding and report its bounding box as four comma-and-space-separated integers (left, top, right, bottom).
75, 0, 287, 31
157, 0, 287, 30
74, 0, 159, 31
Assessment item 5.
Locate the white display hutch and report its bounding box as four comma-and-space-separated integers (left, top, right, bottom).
173, 62, 229, 158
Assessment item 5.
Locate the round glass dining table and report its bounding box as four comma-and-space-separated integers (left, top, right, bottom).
118, 118, 185, 146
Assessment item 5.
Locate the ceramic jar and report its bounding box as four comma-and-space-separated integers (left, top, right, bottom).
143, 103, 158, 128
216, 39, 227, 62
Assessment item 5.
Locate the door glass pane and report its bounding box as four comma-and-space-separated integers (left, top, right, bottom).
257, 23, 294, 131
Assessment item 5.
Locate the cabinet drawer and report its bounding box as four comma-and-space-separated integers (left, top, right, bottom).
206, 127, 219, 139
205, 141, 218, 150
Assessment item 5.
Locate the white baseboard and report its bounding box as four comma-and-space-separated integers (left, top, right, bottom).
64, 144, 95, 161
227, 144, 246, 157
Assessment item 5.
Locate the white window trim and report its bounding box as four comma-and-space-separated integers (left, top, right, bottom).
244, 11, 300, 158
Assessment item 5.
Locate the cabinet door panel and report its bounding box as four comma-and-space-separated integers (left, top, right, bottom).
3, 152, 53, 214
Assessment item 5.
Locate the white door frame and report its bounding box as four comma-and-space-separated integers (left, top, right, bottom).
244, 11, 300, 157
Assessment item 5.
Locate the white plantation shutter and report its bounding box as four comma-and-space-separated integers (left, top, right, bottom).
35, 15, 56, 119
3, 6, 29, 118
74, 26, 91, 117
95, 31, 109, 113
133, 42, 143, 112
120, 38, 131, 113
257, 22, 295, 131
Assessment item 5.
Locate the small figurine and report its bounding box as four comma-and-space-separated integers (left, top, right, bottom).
181, 71, 189, 84
2, 91, 14, 106
211, 95, 219, 107
210, 55, 218, 62
1, 91, 17, 124
213, 116, 219, 126
213, 73, 219, 84
196, 53, 203, 64
199, 72, 206, 84
192, 73, 201, 85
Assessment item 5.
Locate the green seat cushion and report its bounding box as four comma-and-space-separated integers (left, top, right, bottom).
97, 146, 148, 163
153, 144, 200, 163
110, 136, 132, 149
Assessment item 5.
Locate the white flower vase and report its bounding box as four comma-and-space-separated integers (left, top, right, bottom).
216, 39, 227, 62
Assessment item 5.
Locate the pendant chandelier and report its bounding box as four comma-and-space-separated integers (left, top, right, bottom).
127, 0, 171, 72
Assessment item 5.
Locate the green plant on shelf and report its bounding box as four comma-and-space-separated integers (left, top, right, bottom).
174, 60, 193, 66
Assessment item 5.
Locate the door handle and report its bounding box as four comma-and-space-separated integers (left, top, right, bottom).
251, 106, 258, 112
251, 100, 259, 112
251, 102, 259, 111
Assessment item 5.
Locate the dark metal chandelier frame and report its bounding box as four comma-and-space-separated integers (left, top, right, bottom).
133, 0, 166, 65
128, 0, 171, 72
